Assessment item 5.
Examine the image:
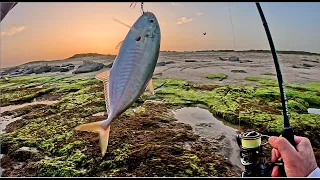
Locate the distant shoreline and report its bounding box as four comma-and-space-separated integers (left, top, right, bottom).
185, 49, 320, 56
1, 49, 319, 70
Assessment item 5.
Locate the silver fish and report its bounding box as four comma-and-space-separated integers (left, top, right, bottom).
74, 12, 161, 157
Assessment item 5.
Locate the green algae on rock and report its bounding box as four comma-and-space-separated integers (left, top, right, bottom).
0, 75, 319, 177
205, 73, 228, 80
0, 75, 241, 177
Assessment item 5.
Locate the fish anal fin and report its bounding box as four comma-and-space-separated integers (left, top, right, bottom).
146, 78, 155, 95
73, 121, 111, 157
96, 70, 110, 81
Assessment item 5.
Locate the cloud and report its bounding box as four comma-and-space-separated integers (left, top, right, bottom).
170, 2, 180, 6
176, 17, 193, 25
197, 12, 204, 16
0, 26, 27, 37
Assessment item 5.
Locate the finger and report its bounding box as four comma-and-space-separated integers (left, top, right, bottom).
271, 148, 281, 162
268, 136, 299, 163
271, 148, 276, 162
272, 166, 280, 177
294, 136, 306, 145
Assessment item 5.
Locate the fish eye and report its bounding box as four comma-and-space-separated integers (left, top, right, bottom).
135, 37, 141, 41
150, 19, 154, 23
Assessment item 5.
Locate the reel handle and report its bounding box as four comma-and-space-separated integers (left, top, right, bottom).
279, 127, 296, 177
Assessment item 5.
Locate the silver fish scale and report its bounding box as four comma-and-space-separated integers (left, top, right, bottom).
110, 47, 145, 113
113, 47, 143, 98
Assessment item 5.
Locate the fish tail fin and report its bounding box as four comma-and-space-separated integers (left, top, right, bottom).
73, 120, 111, 157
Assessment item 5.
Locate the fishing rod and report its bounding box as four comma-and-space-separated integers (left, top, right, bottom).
236, 2, 296, 177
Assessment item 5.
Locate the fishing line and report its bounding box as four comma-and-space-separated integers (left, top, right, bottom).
227, 3, 237, 51
227, 3, 242, 132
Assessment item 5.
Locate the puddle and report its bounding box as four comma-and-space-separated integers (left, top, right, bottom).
0, 100, 58, 113
308, 108, 320, 115
173, 107, 244, 170
0, 100, 58, 176
92, 112, 105, 117
0, 100, 58, 135
0, 116, 22, 135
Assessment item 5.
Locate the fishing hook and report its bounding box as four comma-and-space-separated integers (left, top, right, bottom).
141, 2, 144, 14
130, 2, 144, 14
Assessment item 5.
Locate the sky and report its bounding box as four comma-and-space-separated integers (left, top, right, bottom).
1, 2, 320, 68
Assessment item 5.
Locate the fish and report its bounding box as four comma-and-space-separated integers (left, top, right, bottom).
73, 12, 161, 157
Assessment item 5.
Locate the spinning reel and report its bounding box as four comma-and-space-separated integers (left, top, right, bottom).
236, 131, 284, 177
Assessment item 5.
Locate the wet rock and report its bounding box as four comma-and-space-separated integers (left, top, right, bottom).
228, 56, 240, 62
10, 147, 40, 161
0, 71, 6, 76
50, 66, 70, 72
301, 59, 319, 63
156, 62, 166, 67
3, 66, 20, 75
33, 65, 51, 74
105, 62, 113, 68
303, 63, 315, 67
72, 60, 105, 74
165, 61, 175, 65
231, 70, 247, 73
50, 66, 63, 72
61, 63, 75, 70
219, 57, 226, 61
61, 63, 74, 67
185, 60, 198, 62
23, 67, 35, 74
292, 65, 310, 69
9, 71, 21, 76
60, 67, 70, 72
240, 60, 253, 63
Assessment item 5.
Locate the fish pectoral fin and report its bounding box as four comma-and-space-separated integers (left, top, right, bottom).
113, 17, 142, 39
96, 70, 110, 81
73, 121, 111, 157
145, 78, 155, 95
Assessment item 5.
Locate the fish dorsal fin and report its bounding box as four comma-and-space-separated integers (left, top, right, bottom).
145, 78, 155, 95
96, 70, 110, 81
115, 40, 123, 49
96, 70, 111, 114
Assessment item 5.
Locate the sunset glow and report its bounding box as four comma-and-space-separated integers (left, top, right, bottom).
1, 2, 319, 67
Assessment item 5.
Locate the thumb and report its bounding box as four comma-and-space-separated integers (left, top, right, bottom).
268, 136, 300, 164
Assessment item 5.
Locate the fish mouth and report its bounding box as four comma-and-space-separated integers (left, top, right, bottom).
145, 31, 155, 38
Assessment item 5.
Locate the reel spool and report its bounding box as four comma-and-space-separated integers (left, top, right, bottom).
236, 131, 271, 177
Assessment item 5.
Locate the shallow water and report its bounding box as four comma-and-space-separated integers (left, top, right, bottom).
0, 100, 58, 176
173, 107, 244, 170
0, 100, 58, 113
0, 100, 58, 135
308, 108, 320, 115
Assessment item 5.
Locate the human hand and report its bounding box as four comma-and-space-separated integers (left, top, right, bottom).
268, 136, 318, 177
